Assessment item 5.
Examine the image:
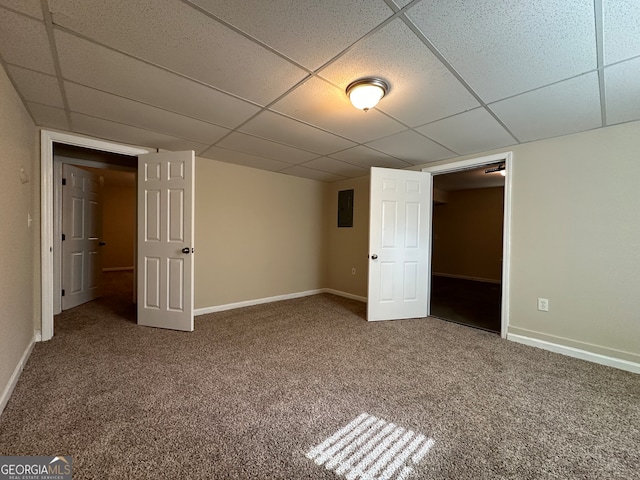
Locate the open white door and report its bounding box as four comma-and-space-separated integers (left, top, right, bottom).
137, 151, 194, 332
61, 164, 104, 310
367, 167, 432, 321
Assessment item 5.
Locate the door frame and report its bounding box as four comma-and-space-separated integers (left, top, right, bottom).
422, 151, 513, 339
40, 130, 149, 341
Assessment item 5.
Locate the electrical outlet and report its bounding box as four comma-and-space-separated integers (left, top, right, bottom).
351, 268, 356, 275
537, 298, 549, 312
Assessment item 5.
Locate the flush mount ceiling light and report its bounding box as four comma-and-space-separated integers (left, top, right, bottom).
346, 78, 389, 112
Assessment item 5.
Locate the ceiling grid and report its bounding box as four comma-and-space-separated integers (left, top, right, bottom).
0, 0, 638, 181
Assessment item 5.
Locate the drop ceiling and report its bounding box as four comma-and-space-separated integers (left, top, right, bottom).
1, 0, 639, 182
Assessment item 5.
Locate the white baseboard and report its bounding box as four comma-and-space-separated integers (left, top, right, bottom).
432, 272, 501, 284
195, 289, 324, 315
103, 267, 134, 272
323, 288, 367, 303
195, 288, 366, 316
0, 335, 36, 416
507, 333, 640, 374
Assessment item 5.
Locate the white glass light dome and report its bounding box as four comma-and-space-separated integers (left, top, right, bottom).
346, 78, 389, 112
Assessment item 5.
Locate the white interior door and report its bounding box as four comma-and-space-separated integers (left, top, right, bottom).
367, 167, 432, 321
61, 164, 103, 310
137, 151, 194, 332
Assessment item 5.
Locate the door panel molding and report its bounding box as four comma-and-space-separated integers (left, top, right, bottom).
61, 164, 103, 310
368, 167, 432, 321
137, 151, 194, 332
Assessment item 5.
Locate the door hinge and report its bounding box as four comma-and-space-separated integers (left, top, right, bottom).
62, 233, 65, 241
61, 289, 65, 297
62, 178, 66, 185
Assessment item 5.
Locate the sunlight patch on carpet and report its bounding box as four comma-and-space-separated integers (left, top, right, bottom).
306, 412, 434, 479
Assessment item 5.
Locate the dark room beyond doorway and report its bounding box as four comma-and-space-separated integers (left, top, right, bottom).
431, 165, 505, 333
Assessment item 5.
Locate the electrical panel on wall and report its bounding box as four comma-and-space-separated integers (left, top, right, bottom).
338, 189, 354, 228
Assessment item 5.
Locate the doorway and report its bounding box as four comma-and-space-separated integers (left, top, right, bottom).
430, 165, 505, 332
422, 152, 512, 338
53, 143, 137, 315
40, 130, 149, 341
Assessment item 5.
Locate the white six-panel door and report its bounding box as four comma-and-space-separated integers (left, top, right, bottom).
137, 151, 194, 332
368, 167, 432, 321
61, 164, 103, 310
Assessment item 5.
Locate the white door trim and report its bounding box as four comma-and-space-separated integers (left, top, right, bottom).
40, 130, 149, 341
422, 151, 513, 339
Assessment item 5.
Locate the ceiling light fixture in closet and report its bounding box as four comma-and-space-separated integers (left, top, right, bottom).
485, 164, 506, 176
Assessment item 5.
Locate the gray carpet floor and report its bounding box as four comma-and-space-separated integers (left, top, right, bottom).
0, 272, 638, 479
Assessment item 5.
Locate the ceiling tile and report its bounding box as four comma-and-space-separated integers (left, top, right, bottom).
49, 0, 308, 105
26, 102, 69, 130
0, 0, 43, 19
417, 108, 515, 155
605, 57, 640, 126
280, 165, 346, 182
55, 31, 260, 129
406, 0, 597, 102
6, 65, 64, 108
271, 76, 406, 143
70, 113, 210, 153
490, 73, 602, 143
365, 130, 454, 165
1, 1, 637, 184
215, 132, 318, 165
200, 146, 292, 172
330, 145, 411, 169
0, 8, 55, 74
240, 111, 356, 155
602, 0, 640, 65
65, 82, 229, 144
301, 157, 368, 178
320, 19, 479, 127
191, 0, 393, 70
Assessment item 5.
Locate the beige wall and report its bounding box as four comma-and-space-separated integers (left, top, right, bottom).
0, 65, 37, 401
194, 158, 326, 308
432, 187, 504, 282
415, 121, 640, 363
324, 122, 640, 364
324, 176, 370, 298
102, 174, 136, 269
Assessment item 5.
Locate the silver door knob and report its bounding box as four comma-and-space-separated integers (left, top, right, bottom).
371, 254, 378, 260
